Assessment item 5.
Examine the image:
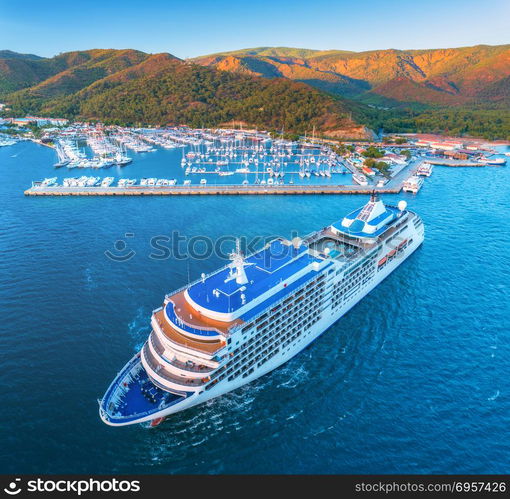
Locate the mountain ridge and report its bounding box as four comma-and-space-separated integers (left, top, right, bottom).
193, 44, 510, 106
1, 45, 509, 139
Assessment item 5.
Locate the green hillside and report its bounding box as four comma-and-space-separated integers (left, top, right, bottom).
1, 50, 368, 138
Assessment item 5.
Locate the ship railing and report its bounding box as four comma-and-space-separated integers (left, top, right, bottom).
99, 355, 175, 422
165, 232, 318, 302
165, 264, 231, 304
143, 343, 207, 387
152, 315, 227, 357
165, 300, 227, 338
163, 238, 309, 335
149, 332, 216, 374
99, 399, 169, 422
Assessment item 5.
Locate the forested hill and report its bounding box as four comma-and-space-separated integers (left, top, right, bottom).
0, 49, 370, 138
2, 45, 509, 140
193, 44, 510, 139
194, 44, 510, 107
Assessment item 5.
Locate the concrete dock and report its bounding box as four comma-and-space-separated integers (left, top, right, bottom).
24, 160, 423, 197
24, 184, 402, 196
426, 159, 483, 167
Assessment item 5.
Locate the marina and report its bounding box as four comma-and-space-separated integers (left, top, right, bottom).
19, 125, 508, 201
22, 125, 442, 196
14, 123, 509, 201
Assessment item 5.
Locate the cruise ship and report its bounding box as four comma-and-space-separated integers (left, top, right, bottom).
99, 194, 424, 426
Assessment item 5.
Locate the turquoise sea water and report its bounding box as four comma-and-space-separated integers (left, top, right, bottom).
0, 142, 509, 474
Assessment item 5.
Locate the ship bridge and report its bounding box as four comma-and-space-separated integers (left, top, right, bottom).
331, 194, 403, 239
306, 195, 409, 263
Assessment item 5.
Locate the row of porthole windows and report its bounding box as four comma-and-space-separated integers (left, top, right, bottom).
212, 276, 329, 386
332, 271, 375, 310
229, 291, 324, 371
255, 310, 323, 366
242, 367, 255, 379
337, 257, 375, 285
333, 263, 375, 299
210, 294, 324, 387
281, 311, 322, 350
239, 277, 324, 338
270, 286, 325, 330
233, 282, 326, 353
341, 246, 379, 273
343, 274, 375, 301
413, 217, 423, 229
331, 279, 370, 311
227, 333, 286, 383
257, 348, 280, 369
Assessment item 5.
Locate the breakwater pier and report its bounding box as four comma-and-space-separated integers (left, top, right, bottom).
25, 183, 402, 196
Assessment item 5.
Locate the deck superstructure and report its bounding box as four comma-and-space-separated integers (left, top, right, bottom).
99, 194, 425, 426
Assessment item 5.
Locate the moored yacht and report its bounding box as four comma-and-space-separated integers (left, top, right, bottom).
403, 175, 424, 194
416, 163, 433, 177
352, 173, 368, 186
478, 156, 506, 166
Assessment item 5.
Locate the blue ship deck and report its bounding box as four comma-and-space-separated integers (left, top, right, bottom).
187, 239, 321, 314
100, 355, 188, 425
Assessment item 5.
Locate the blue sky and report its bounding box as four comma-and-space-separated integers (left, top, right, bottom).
0, 0, 508, 58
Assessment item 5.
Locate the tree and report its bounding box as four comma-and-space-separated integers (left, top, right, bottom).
372, 161, 390, 177
362, 146, 384, 158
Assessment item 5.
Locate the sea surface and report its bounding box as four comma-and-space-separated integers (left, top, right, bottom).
0, 141, 509, 474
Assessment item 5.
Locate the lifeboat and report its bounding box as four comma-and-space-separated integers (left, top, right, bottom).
398, 239, 408, 249
388, 249, 397, 258
378, 257, 387, 266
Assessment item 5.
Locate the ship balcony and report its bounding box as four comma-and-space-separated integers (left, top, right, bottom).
148, 331, 218, 379
141, 342, 209, 394
152, 310, 227, 361
164, 291, 243, 341
164, 301, 224, 341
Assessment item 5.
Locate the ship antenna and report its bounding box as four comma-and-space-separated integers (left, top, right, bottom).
224, 238, 254, 285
